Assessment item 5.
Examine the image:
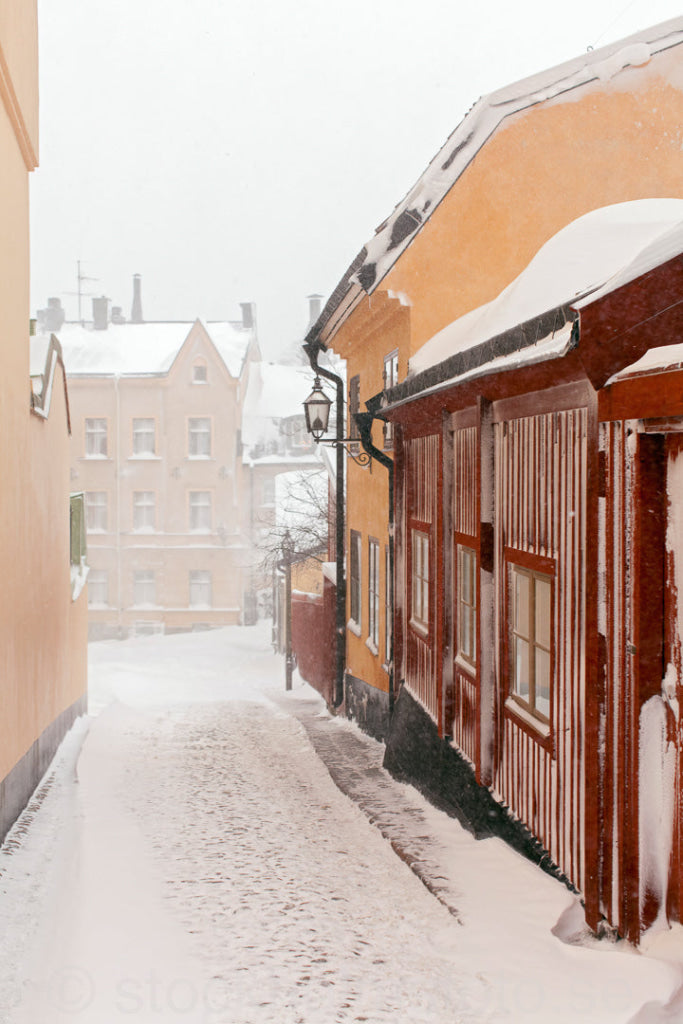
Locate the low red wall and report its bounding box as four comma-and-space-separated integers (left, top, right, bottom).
291, 579, 336, 706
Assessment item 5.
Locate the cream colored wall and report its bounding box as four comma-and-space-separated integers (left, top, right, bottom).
67, 324, 250, 635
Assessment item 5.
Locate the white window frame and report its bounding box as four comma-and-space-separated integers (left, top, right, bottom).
188, 417, 211, 458
86, 491, 108, 532
88, 569, 109, 607
384, 543, 392, 667
410, 529, 430, 633
189, 570, 212, 608
132, 418, 156, 456
133, 491, 156, 532
133, 570, 156, 607
85, 417, 107, 458
508, 562, 553, 726
189, 491, 212, 532
457, 545, 477, 667
349, 529, 362, 632
383, 350, 399, 449
367, 538, 380, 652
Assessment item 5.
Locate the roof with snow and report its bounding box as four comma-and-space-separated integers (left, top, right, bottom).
308, 17, 683, 345
42, 319, 255, 378
385, 199, 683, 406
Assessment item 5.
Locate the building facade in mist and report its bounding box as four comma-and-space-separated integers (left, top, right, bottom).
50, 306, 259, 639
0, 0, 88, 845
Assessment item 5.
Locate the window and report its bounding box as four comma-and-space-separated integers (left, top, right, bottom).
411, 529, 429, 631
85, 491, 108, 532
457, 546, 477, 665
188, 417, 211, 457
349, 375, 360, 454
88, 569, 108, 607
192, 362, 207, 383
349, 529, 362, 628
509, 563, 552, 722
262, 478, 275, 505
383, 351, 399, 449
133, 491, 156, 532
189, 570, 212, 607
189, 491, 212, 531
368, 538, 379, 650
134, 570, 156, 606
384, 544, 392, 665
132, 418, 155, 456
70, 492, 87, 567
85, 418, 107, 457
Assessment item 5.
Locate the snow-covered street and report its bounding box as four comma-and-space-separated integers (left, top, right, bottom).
2, 625, 683, 1023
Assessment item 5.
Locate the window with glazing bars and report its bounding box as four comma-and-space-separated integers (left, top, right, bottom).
85, 418, 107, 457
509, 564, 552, 721
349, 530, 361, 626
188, 417, 211, 457
368, 538, 379, 649
411, 529, 429, 631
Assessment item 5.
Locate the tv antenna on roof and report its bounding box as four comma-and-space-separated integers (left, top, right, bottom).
65, 260, 98, 323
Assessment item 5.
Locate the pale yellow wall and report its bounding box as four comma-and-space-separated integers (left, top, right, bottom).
0, 4, 87, 783
383, 64, 683, 354
328, 48, 683, 700
0, 0, 38, 167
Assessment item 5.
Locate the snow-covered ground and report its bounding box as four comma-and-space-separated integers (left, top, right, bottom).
2, 624, 683, 1023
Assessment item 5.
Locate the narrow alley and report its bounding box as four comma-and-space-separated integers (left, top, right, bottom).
1, 626, 682, 1024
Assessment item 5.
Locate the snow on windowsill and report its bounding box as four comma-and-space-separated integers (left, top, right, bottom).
347, 618, 361, 638
365, 636, 379, 656
70, 561, 89, 602
504, 695, 551, 739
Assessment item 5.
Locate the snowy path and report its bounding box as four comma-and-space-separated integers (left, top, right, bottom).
2, 624, 683, 1023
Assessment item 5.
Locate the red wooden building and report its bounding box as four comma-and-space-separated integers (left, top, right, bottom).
382, 201, 683, 940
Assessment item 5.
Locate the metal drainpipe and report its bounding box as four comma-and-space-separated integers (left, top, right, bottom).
303, 339, 346, 709
354, 410, 395, 717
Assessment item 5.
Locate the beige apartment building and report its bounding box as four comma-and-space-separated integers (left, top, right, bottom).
49, 307, 259, 638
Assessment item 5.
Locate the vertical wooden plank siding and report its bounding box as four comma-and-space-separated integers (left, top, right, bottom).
405, 434, 440, 720
452, 424, 479, 764
493, 408, 588, 892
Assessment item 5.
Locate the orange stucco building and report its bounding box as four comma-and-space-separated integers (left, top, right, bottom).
306, 17, 683, 737
0, 1, 88, 842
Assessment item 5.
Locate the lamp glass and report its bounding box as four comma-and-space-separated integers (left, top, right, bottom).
303, 380, 332, 440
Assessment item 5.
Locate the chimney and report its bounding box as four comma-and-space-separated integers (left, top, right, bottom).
240, 302, 256, 330
40, 297, 65, 333
307, 293, 324, 327
92, 295, 110, 330
111, 305, 126, 325
131, 273, 143, 323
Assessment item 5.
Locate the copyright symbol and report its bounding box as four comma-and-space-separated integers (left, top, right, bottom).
49, 966, 94, 1013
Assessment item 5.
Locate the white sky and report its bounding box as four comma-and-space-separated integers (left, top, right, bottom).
30, 0, 683, 358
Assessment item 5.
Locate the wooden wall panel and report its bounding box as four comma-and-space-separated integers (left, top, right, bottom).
493, 407, 588, 892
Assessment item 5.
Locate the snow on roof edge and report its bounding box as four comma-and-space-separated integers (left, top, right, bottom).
308, 16, 683, 346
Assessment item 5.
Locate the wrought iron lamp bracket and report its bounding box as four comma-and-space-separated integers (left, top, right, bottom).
315, 437, 371, 467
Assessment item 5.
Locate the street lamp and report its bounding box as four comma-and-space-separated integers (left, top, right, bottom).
303, 377, 332, 441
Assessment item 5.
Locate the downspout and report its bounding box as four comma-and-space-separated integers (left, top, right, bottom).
303, 338, 346, 708
355, 407, 395, 717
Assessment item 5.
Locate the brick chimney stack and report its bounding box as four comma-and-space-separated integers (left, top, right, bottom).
131, 273, 143, 324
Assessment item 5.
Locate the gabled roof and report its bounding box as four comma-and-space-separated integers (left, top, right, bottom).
45, 319, 256, 378
308, 16, 683, 347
